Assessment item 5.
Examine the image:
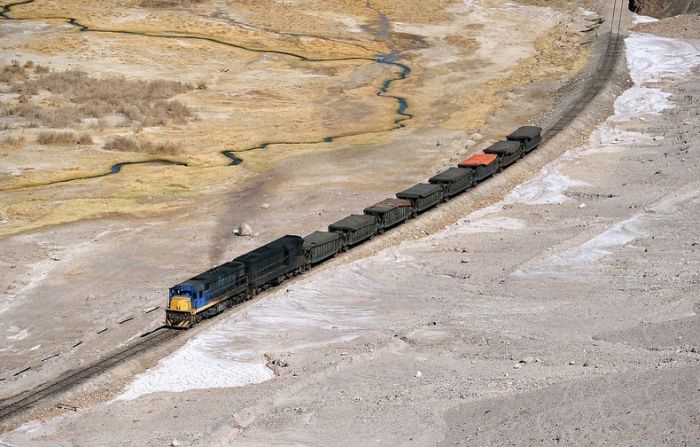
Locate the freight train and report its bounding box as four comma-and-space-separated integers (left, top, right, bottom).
165, 126, 542, 328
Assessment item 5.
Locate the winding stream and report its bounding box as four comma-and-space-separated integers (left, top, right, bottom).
2, 159, 188, 192
1, 0, 413, 183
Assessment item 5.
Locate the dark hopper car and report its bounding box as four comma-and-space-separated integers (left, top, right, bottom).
234, 235, 306, 292
303, 231, 342, 264
396, 183, 444, 214
484, 141, 522, 169
429, 167, 475, 198
458, 153, 499, 182
329, 214, 378, 248
364, 198, 413, 232
507, 126, 542, 153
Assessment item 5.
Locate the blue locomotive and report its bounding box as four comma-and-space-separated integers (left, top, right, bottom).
166, 127, 541, 328
166, 236, 304, 328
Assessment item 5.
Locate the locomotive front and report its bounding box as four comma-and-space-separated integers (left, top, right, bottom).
166, 281, 202, 328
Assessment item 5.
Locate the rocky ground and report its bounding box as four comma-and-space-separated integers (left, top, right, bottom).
2, 1, 700, 446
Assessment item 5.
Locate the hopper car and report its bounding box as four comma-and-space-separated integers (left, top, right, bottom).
484, 140, 522, 169
396, 183, 444, 213
364, 198, 413, 232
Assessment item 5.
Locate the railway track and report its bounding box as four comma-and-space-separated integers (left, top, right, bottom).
0, 327, 178, 423
544, 0, 625, 139
0, 0, 627, 427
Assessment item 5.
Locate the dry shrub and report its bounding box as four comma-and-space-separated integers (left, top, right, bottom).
37, 131, 76, 145
77, 133, 93, 145
0, 61, 27, 84
103, 136, 140, 152
104, 136, 181, 155
151, 141, 181, 155
14, 104, 82, 128
140, 0, 202, 7
1, 135, 26, 148
6, 70, 193, 128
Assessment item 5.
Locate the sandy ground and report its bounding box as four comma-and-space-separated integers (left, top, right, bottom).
4, 2, 699, 447
0, 0, 601, 403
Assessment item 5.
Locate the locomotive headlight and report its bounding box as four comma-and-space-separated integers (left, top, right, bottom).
169, 296, 192, 312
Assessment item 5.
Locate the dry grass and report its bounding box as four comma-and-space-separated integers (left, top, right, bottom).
37, 131, 76, 145
1, 135, 26, 148
0, 60, 49, 84
104, 136, 181, 155
36, 131, 94, 145
0, 61, 27, 84
3, 68, 193, 129
77, 133, 93, 145
140, 0, 203, 7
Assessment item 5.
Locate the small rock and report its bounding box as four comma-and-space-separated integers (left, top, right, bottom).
535, 358, 541, 363
234, 223, 253, 236
583, 361, 589, 367
579, 203, 586, 209
520, 356, 534, 364
513, 364, 521, 369
568, 360, 576, 366
260, 203, 270, 209
471, 133, 483, 141
415, 371, 423, 378
171, 440, 181, 447
653, 135, 665, 141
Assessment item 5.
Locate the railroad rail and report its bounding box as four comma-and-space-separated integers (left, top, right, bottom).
0, 0, 627, 426
0, 327, 177, 423
544, 0, 625, 139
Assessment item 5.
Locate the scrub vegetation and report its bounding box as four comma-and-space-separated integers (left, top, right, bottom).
140, 0, 203, 7
0, 134, 25, 148
103, 136, 181, 155
0, 61, 194, 130
36, 131, 93, 145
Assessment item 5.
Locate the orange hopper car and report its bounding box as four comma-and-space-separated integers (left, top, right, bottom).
458, 153, 499, 182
